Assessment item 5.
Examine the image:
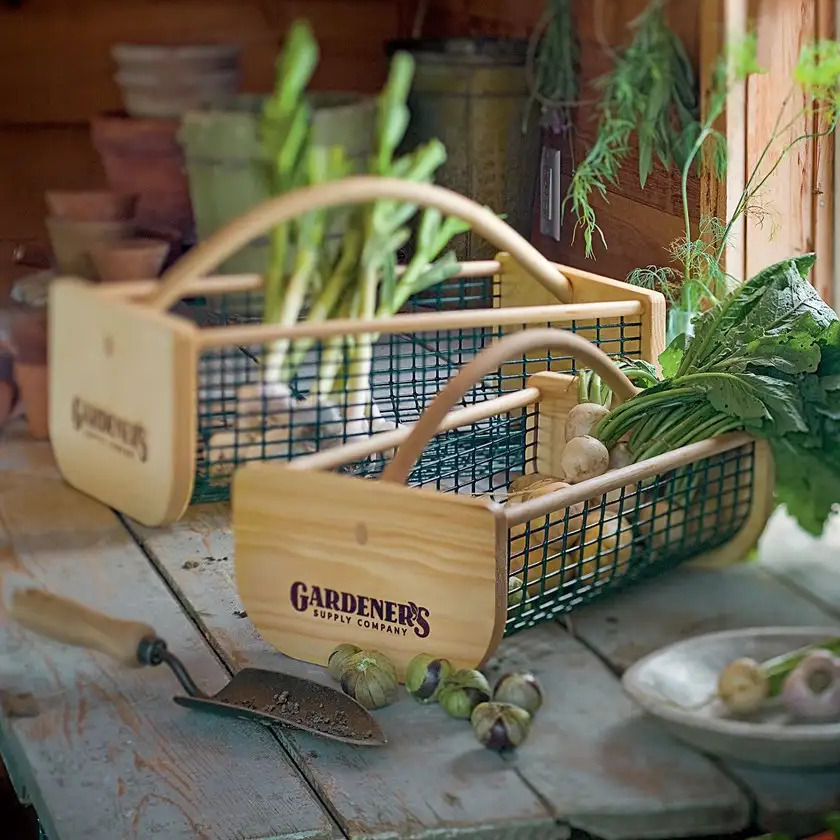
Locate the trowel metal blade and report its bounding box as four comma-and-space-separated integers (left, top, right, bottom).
172, 667, 387, 746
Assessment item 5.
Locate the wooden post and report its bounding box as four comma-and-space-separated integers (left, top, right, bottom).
704, 0, 835, 303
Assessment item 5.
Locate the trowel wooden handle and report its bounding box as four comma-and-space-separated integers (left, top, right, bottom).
9, 588, 158, 668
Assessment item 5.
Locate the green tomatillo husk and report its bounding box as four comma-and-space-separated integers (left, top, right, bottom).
471, 701, 532, 751
508, 576, 524, 608
493, 672, 544, 715
405, 653, 453, 704
437, 669, 491, 719
327, 643, 361, 682
340, 650, 398, 710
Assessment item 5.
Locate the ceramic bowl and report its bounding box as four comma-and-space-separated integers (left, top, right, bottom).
90, 237, 170, 282
622, 626, 840, 767
46, 216, 136, 279
45, 190, 138, 222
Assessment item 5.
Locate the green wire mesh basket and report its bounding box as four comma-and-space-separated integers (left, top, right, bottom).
231, 328, 775, 676
184, 251, 664, 506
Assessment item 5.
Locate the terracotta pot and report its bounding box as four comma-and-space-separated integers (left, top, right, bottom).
45, 189, 138, 222
116, 68, 241, 119
90, 113, 195, 242
90, 237, 170, 282
112, 43, 241, 75
9, 308, 49, 440
46, 216, 136, 279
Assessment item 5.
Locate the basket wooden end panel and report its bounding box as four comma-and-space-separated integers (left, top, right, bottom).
558, 262, 667, 365
48, 280, 198, 527
494, 253, 575, 390
686, 439, 776, 569
528, 371, 579, 478
232, 464, 506, 680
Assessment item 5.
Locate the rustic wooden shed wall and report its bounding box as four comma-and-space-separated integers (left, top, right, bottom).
0, 0, 833, 303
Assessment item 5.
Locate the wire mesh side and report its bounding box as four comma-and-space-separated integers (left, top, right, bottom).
187, 276, 643, 503
504, 442, 756, 634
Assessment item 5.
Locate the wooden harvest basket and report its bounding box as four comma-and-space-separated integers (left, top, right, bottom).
49, 176, 665, 527
232, 329, 775, 680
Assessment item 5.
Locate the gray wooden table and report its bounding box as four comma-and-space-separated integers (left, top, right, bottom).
1, 424, 839, 840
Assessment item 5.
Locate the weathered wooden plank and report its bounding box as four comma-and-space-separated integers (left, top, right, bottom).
127, 501, 754, 840
569, 531, 840, 836
757, 508, 840, 620
126, 504, 569, 840
484, 624, 750, 840
0, 428, 339, 840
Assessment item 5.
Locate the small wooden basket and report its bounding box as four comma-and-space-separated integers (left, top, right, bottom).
232, 329, 775, 680
48, 176, 666, 527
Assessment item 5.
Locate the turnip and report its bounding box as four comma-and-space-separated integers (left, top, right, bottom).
560, 435, 610, 484
507, 479, 585, 596
588, 442, 634, 507
565, 507, 633, 586
565, 403, 610, 443
710, 639, 840, 716
717, 657, 770, 715
781, 650, 840, 722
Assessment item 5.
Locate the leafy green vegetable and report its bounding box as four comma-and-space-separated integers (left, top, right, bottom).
595, 254, 840, 537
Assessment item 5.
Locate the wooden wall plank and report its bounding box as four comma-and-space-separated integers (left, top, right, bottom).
0, 0, 398, 124
813, 0, 836, 306
0, 428, 339, 840
743, 0, 817, 278
0, 126, 106, 245
530, 0, 703, 278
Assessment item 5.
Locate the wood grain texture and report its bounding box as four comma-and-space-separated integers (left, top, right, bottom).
48, 281, 198, 527
0, 126, 106, 243
483, 623, 750, 840
124, 503, 568, 840
744, 0, 817, 278
568, 524, 840, 837
700, 0, 748, 282
232, 463, 504, 678
532, 188, 686, 284
0, 426, 339, 840
0, 0, 398, 124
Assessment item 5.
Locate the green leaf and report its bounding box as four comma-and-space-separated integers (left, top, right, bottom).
659, 332, 686, 378
771, 437, 840, 536
694, 374, 769, 422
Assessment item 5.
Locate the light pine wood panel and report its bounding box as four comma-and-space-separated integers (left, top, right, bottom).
0, 426, 339, 840
0, 0, 399, 124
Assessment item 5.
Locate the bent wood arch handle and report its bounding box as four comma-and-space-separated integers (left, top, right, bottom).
380, 328, 641, 485
146, 176, 572, 311
9, 588, 157, 668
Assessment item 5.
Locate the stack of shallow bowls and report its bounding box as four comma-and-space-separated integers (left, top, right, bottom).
45, 190, 138, 279
112, 43, 242, 118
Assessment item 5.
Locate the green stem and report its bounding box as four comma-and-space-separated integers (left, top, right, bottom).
594, 386, 701, 447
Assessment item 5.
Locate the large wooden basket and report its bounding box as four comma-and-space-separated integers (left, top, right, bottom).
49, 176, 665, 527
232, 329, 775, 679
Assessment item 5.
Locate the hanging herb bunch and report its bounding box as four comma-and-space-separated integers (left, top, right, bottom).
525, 0, 580, 139
627, 34, 840, 345
561, 0, 703, 258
